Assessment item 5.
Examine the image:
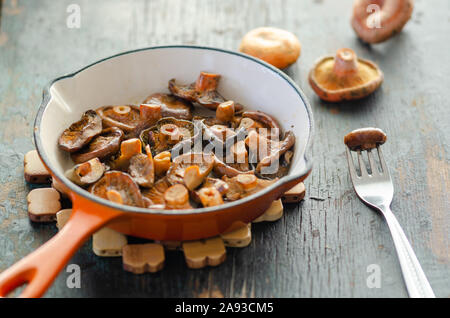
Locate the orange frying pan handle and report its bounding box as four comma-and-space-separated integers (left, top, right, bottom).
0, 204, 121, 298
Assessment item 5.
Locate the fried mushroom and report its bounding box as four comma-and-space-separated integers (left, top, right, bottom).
164, 184, 192, 210
167, 153, 215, 185
223, 174, 277, 201
344, 127, 387, 150
169, 72, 226, 110
65, 157, 105, 186
142, 93, 193, 120
59, 110, 102, 153
91, 171, 145, 207
71, 127, 124, 164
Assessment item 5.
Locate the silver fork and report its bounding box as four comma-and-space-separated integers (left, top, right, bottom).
346, 145, 435, 298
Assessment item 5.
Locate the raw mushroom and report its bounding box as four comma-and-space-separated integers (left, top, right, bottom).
308, 48, 384, 102
90, 171, 145, 207
65, 157, 105, 186
168, 72, 226, 110
71, 127, 124, 164
163, 184, 193, 210
344, 127, 387, 150
140, 117, 195, 155
239, 27, 301, 69
223, 174, 277, 201
352, 0, 414, 44
58, 110, 102, 153
142, 93, 193, 120
167, 153, 215, 185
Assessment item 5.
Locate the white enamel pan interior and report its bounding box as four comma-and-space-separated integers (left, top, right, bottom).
35, 45, 314, 214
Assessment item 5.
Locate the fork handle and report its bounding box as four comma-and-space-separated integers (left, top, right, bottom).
380, 206, 435, 298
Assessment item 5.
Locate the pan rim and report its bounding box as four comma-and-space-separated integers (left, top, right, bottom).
34, 45, 314, 216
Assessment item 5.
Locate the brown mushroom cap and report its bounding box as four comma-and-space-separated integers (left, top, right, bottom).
352, 0, 414, 44
344, 127, 387, 150
168, 72, 226, 110
128, 153, 155, 188
58, 110, 102, 153
141, 177, 171, 205
90, 171, 145, 207
71, 127, 124, 164
96, 105, 141, 133
140, 117, 195, 155
167, 152, 215, 185
239, 27, 301, 69
223, 175, 277, 201
65, 157, 105, 186
142, 93, 193, 120
308, 48, 383, 102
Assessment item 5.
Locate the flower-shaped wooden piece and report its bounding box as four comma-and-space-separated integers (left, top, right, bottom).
182, 237, 226, 269
122, 243, 165, 274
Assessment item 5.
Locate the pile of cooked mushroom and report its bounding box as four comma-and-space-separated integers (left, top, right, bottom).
58, 72, 296, 209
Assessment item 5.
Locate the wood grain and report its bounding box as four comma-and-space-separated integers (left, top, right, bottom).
0, 0, 448, 297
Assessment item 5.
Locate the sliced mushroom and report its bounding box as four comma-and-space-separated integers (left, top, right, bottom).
352, 0, 414, 44
142, 93, 193, 120
153, 151, 172, 176
167, 152, 215, 185
108, 138, 142, 170
139, 103, 162, 123
164, 184, 192, 210
96, 105, 143, 136
344, 127, 387, 150
71, 127, 124, 164
213, 155, 254, 178
59, 110, 102, 153
216, 101, 235, 123
141, 177, 171, 205
183, 165, 204, 190
197, 187, 224, 207
203, 177, 229, 195
242, 111, 281, 133
91, 171, 145, 207
222, 174, 277, 201
168, 72, 226, 110
140, 117, 195, 155
308, 48, 384, 102
245, 130, 295, 175
128, 153, 155, 188
65, 157, 105, 186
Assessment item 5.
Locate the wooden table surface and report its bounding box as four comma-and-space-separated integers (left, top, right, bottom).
0, 0, 448, 298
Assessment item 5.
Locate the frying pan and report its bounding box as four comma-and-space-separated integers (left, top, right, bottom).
0, 46, 313, 297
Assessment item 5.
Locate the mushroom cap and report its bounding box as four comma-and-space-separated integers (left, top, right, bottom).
239, 27, 301, 69
142, 93, 193, 120
308, 48, 383, 102
351, 0, 414, 44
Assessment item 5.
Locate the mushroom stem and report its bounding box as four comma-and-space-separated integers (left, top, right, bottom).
333, 48, 358, 77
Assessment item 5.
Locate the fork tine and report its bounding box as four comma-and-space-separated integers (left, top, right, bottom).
367, 149, 378, 175
377, 146, 389, 174
357, 150, 368, 177
345, 147, 359, 180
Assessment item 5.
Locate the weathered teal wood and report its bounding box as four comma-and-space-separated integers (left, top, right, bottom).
0, 0, 448, 297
